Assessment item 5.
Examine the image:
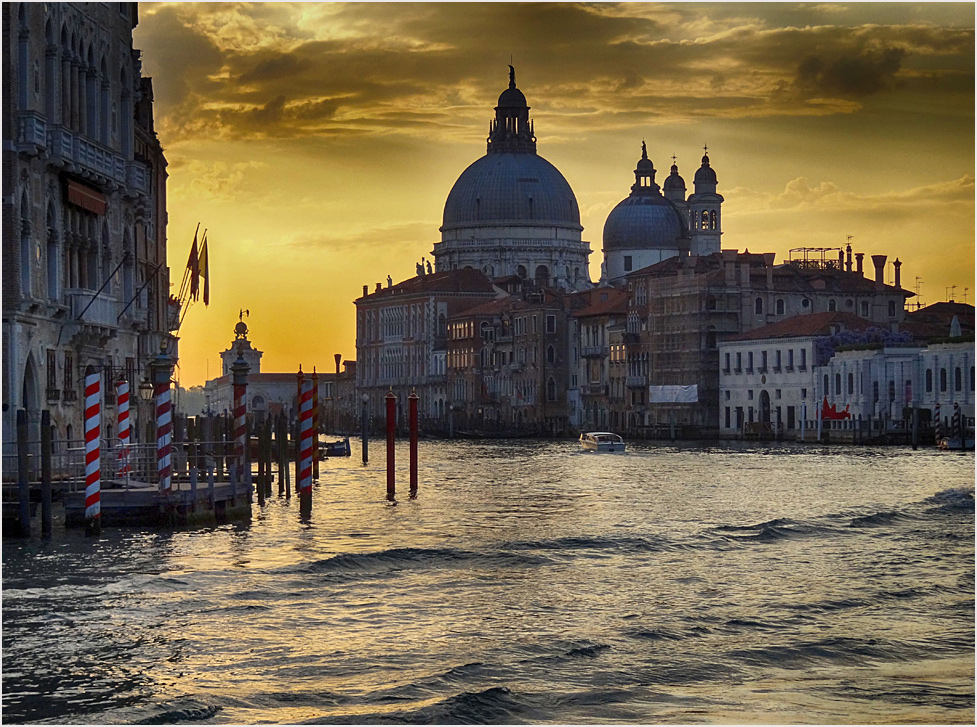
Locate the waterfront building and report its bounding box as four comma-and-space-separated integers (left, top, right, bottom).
2, 2, 171, 451
432, 67, 591, 291
623, 248, 912, 436
445, 288, 574, 434
570, 287, 630, 432
354, 268, 501, 429
718, 312, 876, 438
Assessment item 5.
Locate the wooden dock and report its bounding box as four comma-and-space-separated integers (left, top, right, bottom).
61, 479, 254, 528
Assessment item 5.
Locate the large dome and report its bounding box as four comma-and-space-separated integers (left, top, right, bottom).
603, 194, 685, 250
441, 152, 582, 232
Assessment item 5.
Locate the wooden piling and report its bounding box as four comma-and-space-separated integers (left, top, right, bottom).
386, 389, 396, 500
361, 396, 369, 465
408, 389, 418, 496
41, 410, 52, 536
254, 417, 264, 507
16, 410, 30, 537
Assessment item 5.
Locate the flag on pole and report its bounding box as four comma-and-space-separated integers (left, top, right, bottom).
199, 232, 210, 306
187, 229, 200, 301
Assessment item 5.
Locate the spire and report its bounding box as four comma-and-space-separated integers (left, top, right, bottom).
487, 65, 536, 154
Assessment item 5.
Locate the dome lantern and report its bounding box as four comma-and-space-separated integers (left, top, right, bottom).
487, 65, 537, 154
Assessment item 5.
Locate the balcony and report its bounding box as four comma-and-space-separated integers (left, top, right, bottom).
757, 367, 767, 374
584, 384, 608, 396
46, 388, 60, 402
48, 126, 128, 189
17, 111, 47, 153
67, 289, 119, 328
581, 345, 608, 358
626, 375, 647, 388
127, 161, 150, 195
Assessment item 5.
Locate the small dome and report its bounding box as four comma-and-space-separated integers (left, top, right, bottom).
603, 194, 685, 251
663, 163, 686, 193
442, 152, 581, 231
694, 154, 717, 185
498, 85, 528, 109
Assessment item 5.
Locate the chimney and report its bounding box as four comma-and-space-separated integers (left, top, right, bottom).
334, 353, 341, 375
838, 250, 845, 270
846, 243, 853, 272
855, 252, 864, 276
893, 258, 902, 289
362, 284, 368, 297
763, 253, 775, 289
375, 282, 382, 293
722, 250, 737, 285
871, 255, 887, 288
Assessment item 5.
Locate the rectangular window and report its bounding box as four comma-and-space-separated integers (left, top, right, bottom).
546, 315, 556, 334
775, 389, 782, 399
724, 352, 730, 373
760, 351, 767, 370
747, 352, 754, 373
800, 349, 807, 368
787, 406, 796, 429
624, 256, 633, 272
801, 388, 807, 399
532, 315, 537, 334
725, 406, 731, 428
747, 389, 754, 400
46, 349, 57, 389
735, 352, 742, 372
775, 350, 782, 369
787, 349, 794, 368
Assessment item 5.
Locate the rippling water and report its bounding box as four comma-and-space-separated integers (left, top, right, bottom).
3, 440, 974, 724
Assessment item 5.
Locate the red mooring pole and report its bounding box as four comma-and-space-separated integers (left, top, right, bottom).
408, 389, 418, 496
386, 389, 396, 500
298, 376, 314, 516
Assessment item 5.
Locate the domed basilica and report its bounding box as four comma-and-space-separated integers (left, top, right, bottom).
431, 67, 723, 290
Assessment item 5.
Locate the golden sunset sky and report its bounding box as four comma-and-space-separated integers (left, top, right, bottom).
132, 2, 975, 388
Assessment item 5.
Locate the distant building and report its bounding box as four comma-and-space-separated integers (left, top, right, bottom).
354, 268, 500, 428
2, 2, 171, 451
624, 249, 912, 436
719, 312, 877, 437
445, 289, 575, 434
570, 287, 630, 431
201, 320, 352, 430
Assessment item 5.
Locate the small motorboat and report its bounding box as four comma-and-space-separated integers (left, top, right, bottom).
322, 437, 351, 457
579, 431, 626, 453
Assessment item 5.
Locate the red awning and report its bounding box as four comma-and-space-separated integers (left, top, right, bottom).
66, 180, 107, 215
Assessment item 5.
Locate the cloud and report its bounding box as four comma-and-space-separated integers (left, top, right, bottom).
168, 160, 267, 202
134, 3, 974, 144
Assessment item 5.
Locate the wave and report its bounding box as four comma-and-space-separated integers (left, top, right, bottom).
503, 534, 680, 553
712, 517, 836, 543
134, 702, 221, 724
281, 546, 551, 579
924, 487, 975, 514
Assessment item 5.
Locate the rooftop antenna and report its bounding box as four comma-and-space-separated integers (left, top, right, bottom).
964, 287, 969, 305
946, 285, 957, 302
915, 276, 924, 310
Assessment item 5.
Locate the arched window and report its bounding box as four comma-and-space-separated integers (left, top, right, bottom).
940, 368, 947, 392
828, 299, 837, 312
120, 67, 131, 157
925, 369, 933, 393
100, 56, 110, 144
823, 374, 829, 395
848, 372, 854, 395
755, 297, 763, 315
534, 265, 549, 288
709, 210, 717, 230
516, 265, 527, 279
888, 301, 897, 317
776, 299, 785, 315
835, 374, 842, 395
86, 45, 97, 138
700, 210, 708, 229
547, 377, 557, 401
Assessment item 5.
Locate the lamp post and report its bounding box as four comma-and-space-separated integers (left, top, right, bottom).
149, 342, 176, 494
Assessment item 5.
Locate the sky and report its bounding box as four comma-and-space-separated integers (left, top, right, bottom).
131, 2, 976, 388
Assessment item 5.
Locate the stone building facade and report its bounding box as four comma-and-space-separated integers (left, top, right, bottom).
2, 2, 170, 452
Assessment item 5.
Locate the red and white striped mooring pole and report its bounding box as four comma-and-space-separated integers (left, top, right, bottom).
150, 343, 176, 496
84, 366, 101, 535
116, 378, 130, 482
298, 375, 314, 516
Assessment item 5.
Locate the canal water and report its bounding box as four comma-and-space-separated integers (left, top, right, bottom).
2, 440, 974, 724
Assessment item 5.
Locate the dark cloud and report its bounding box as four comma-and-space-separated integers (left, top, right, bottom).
796, 47, 906, 98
